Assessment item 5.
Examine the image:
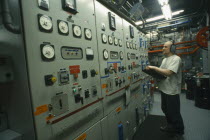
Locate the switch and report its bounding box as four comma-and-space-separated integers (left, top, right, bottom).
91, 69, 97, 77
82, 70, 88, 79
119, 79, 122, 87
123, 77, 125, 83
45, 75, 57, 86
85, 90, 90, 98
93, 89, 97, 95
121, 66, 125, 71
104, 68, 109, 75
128, 65, 131, 70
73, 88, 77, 93
118, 66, 121, 72
78, 86, 82, 91
115, 77, 119, 86
74, 94, 81, 103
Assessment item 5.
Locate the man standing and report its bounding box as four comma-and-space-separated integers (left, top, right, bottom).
146, 41, 184, 139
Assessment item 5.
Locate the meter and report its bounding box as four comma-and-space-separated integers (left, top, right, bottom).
73, 25, 82, 38
103, 49, 109, 60
38, 14, 53, 32
40, 43, 55, 61
57, 20, 69, 35
84, 28, 92, 40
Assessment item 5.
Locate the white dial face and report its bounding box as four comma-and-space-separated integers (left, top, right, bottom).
102, 34, 107, 43
85, 29, 92, 39
119, 39, 122, 47
120, 51, 123, 60
108, 36, 113, 44
73, 25, 82, 37
39, 15, 52, 30
103, 49, 109, 60
42, 45, 55, 59
127, 53, 130, 59
58, 21, 68, 34
130, 43, 133, 49
126, 42, 129, 48
114, 38, 118, 45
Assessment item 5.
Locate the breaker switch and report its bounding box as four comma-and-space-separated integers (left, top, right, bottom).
45, 75, 57, 86
119, 79, 122, 87
93, 89, 97, 95
82, 70, 88, 79
105, 68, 109, 75
121, 66, 125, 71
85, 90, 90, 98
128, 65, 131, 70
115, 78, 119, 86
118, 66, 121, 72
91, 69, 97, 77
74, 94, 83, 104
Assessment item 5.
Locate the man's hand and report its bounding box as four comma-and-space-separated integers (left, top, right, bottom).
146, 66, 156, 70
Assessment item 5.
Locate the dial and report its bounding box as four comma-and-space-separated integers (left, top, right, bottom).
38, 14, 53, 32
119, 51, 123, 60
84, 28, 92, 40
102, 34, 107, 43
129, 42, 133, 49
114, 37, 118, 46
73, 25, 82, 37
108, 36, 113, 44
127, 53, 130, 60
40, 44, 55, 61
58, 20, 69, 35
126, 41, 129, 48
103, 49, 109, 60
119, 39, 122, 47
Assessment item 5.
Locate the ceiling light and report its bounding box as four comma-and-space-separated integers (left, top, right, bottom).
135, 10, 184, 25
158, 0, 168, 6
161, 4, 172, 20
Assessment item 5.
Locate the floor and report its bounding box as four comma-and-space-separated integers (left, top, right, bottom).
149, 92, 210, 140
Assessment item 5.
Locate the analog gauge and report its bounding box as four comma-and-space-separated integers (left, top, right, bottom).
127, 53, 131, 60
73, 25, 82, 37
119, 39, 122, 47
84, 28, 92, 40
102, 34, 107, 43
103, 49, 109, 60
114, 37, 118, 46
38, 14, 53, 32
133, 43, 135, 49
119, 51, 123, 60
126, 41, 129, 48
58, 20, 69, 35
129, 42, 133, 49
40, 44, 55, 61
108, 36, 113, 44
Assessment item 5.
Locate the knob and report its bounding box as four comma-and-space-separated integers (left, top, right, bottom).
91, 69, 96, 77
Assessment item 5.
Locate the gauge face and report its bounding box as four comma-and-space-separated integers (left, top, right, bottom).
129, 42, 133, 49
114, 37, 118, 46
58, 20, 69, 35
108, 36, 113, 44
126, 41, 130, 48
119, 39, 122, 47
38, 14, 53, 32
103, 49, 109, 60
84, 28, 92, 40
40, 44, 55, 61
127, 53, 130, 60
73, 25, 82, 37
102, 34, 107, 43
119, 51, 123, 60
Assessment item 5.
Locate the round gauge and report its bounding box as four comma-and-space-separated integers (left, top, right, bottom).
41, 44, 55, 61
127, 53, 131, 60
114, 37, 118, 46
102, 34, 107, 43
85, 28, 92, 40
58, 20, 69, 35
129, 42, 133, 49
38, 14, 53, 32
73, 25, 82, 37
103, 49, 109, 60
119, 51, 123, 60
126, 41, 130, 48
108, 36, 113, 44
119, 39, 122, 47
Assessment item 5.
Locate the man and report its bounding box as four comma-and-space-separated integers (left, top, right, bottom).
146, 41, 184, 139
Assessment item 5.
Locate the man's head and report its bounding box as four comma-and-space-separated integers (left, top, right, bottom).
163, 41, 174, 56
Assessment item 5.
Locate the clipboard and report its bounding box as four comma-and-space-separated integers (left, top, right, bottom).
142, 69, 167, 79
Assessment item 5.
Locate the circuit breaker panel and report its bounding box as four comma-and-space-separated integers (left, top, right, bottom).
20, 0, 103, 139
94, 1, 128, 116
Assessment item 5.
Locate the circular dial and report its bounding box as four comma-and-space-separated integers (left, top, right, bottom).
39, 15, 53, 31
127, 53, 131, 60
129, 42, 133, 49
126, 41, 130, 48
119, 51, 123, 60
103, 49, 109, 60
119, 39, 122, 47
58, 21, 69, 34
85, 28, 92, 39
108, 36, 113, 44
42, 44, 55, 59
73, 25, 82, 37
102, 34, 107, 43
114, 37, 118, 46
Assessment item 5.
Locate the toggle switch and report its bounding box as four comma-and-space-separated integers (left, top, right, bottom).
45, 75, 57, 86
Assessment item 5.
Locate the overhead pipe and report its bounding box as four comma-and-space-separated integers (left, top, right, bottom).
152, 40, 197, 48
148, 45, 197, 53
157, 20, 191, 29
177, 46, 200, 55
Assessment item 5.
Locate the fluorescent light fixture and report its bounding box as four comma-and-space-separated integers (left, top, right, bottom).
135, 10, 184, 25
161, 4, 172, 20
158, 0, 168, 6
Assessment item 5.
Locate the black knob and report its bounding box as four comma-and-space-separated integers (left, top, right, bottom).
91, 69, 96, 77
93, 89, 97, 95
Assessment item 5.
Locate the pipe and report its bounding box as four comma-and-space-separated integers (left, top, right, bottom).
157, 20, 191, 29
148, 45, 197, 53
96, 0, 146, 34
177, 46, 200, 55
1, 0, 21, 34
152, 40, 197, 48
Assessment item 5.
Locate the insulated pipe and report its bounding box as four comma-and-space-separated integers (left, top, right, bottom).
1, 0, 21, 34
